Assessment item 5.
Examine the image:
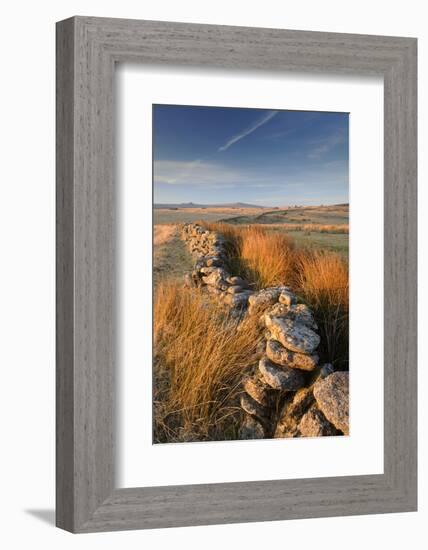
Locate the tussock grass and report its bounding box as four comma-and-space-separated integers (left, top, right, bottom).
154, 222, 349, 442
294, 250, 349, 368
294, 249, 348, 307
239, 227, 295, 288
201, 222, 294, 288
201, 221, 349, 368
153, 281, 263, 442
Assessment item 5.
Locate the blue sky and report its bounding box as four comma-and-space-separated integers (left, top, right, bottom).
153, 105, 349, 206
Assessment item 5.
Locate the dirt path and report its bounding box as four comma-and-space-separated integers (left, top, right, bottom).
153, 224, 194, 286
154, 224, 177, 246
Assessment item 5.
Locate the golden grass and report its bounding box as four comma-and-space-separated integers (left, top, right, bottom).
201, 221, 243, 249
294, 249, 349, 307
153, 224, 177, 245
201, 221, 349, 367
294, 250, 349, 368
153, 280, 263, 442
238, 227, 295, 288
154, 222, 349, 443
201, 222, 295, 288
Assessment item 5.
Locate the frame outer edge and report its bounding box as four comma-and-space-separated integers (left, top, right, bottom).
73, 16, 116, 532
56, 16, 418, 532
56, 16, 76, 532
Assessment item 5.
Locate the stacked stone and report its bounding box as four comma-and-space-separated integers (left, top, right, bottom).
181, 223, 350, 439
240, 287, 349, 439
239, 286, 325, 438
274, 370, 349, 437
181, 223, 254, 311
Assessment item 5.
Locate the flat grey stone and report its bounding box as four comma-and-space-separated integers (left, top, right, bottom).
285, 304, 317, 329
266, 339, 318, 371
265, 316, 320, 354
274, 387, 315, 438
240, 393, 269, 419
201, 268, 229, 287
227, 276, 249, 288
258, 356, 305, 391
248, 287, 286, 310
263, 303, 317, 330
243, 375, 272, 406
261, 302, 290, 324
313, 371, 349, 434
227, 285, 244, 294
223, 293, 250, 308
298, 406, 339, 437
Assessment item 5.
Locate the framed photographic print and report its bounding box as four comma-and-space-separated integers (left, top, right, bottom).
56, 17, 417, 532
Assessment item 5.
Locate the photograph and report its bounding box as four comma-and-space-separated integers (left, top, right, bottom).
153, 104, 350, 443
1, 4, 417, 541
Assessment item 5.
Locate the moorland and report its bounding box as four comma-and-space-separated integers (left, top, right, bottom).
153, 204, 349, 443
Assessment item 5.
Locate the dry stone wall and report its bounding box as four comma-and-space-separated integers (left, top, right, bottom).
181, 223, 253, 312
181, 223, 349, 439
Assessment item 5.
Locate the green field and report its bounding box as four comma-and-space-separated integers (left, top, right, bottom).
282, 229, 347, 256
153, 204, 349, 284
154, 209, 254, 225
217, 206, 349, 226
218, 205, 349, 256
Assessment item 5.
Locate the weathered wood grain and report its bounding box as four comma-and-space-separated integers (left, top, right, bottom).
56, 16, 417, 533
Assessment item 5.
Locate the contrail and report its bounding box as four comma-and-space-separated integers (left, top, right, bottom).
218, 110, 278, 152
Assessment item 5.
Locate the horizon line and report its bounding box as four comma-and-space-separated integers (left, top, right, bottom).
154, 200, 349, 208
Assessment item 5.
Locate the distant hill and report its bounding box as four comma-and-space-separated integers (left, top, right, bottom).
154, 202, 267, 209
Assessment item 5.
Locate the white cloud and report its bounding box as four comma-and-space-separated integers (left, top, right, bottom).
218, 110, 278, 152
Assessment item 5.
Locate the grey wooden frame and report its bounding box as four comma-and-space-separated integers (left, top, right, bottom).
56, 16, 417, 533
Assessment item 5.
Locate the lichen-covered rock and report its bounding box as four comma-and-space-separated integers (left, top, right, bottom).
263, 303, 317, 331
223, 292, 251, 308
243, 375, 272, 406
288, 387, 315, 419
274, 387, 315, 437
258, 356, 305, 391
227, 285, 244, 295
239, 416, 265, 439
199, 266, 219, 275
262, 303, 290, 323
285, 304, 318, 329
264, 316, 320, 354
226, 275, 249, 288
248, 287, 287, 312
217, 281, 230, 292
240, 393, 269, 419
298, 406, 339, 437
313, 371, 349, 434
278, 289, 297, 307
201, 268, 229, 287
266, 339, 318, 371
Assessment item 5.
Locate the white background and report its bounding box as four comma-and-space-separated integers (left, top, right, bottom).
118, 67, 384, 487
0, 1, 425, 549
